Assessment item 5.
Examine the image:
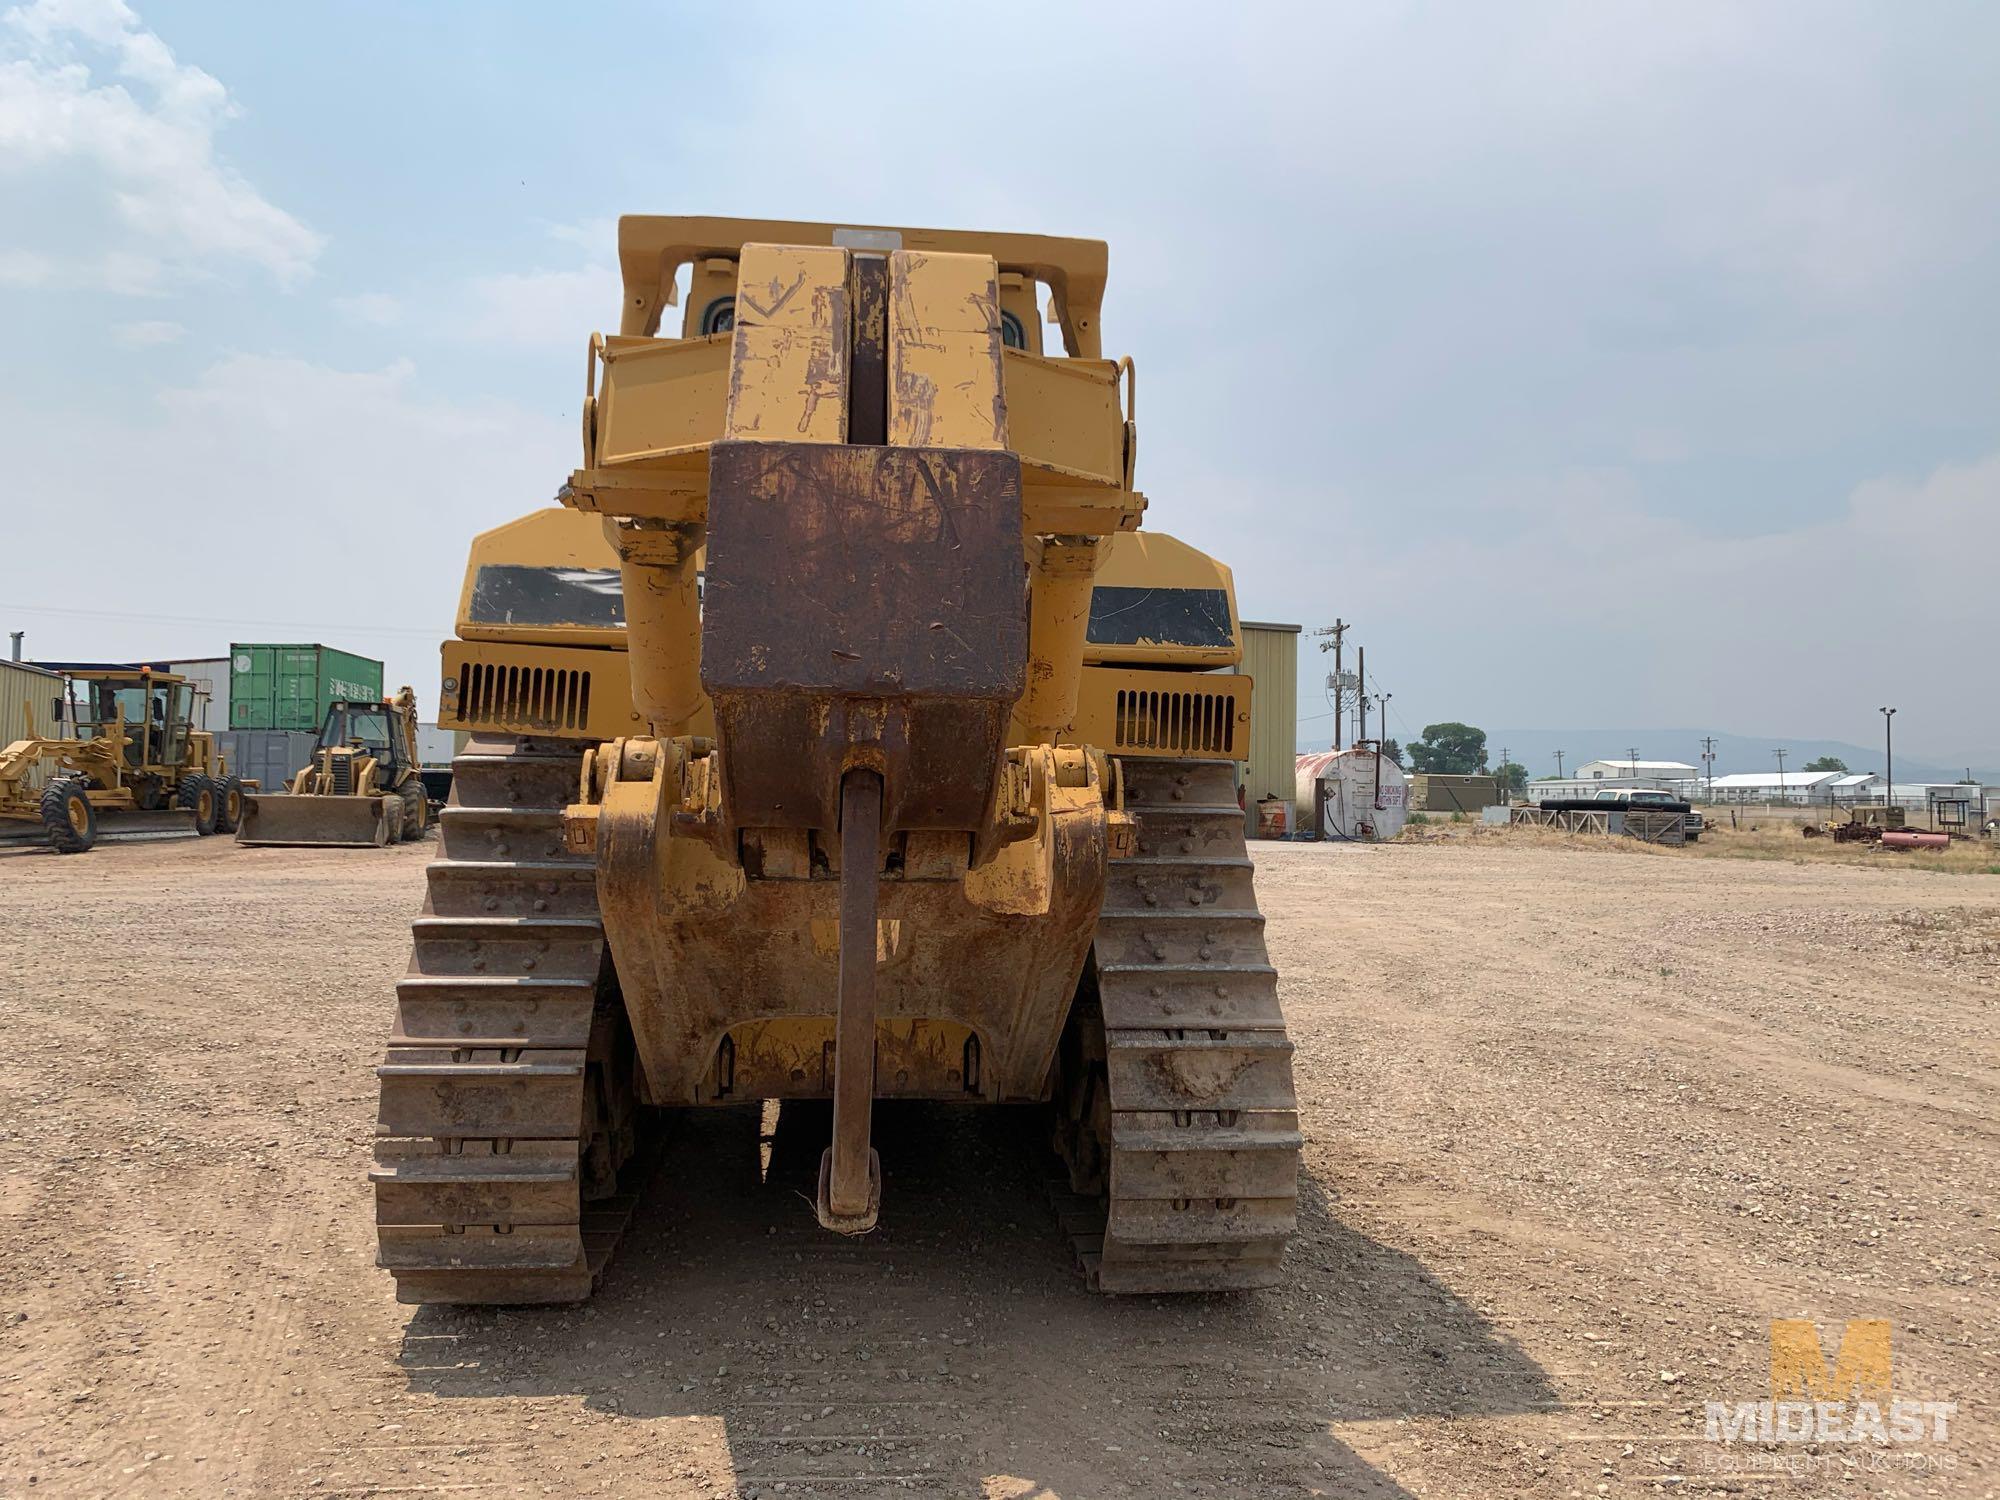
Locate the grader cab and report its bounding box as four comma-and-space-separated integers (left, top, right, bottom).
370, 217, 1298, 1304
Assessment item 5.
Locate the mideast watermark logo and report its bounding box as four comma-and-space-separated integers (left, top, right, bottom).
1701, 1320, 1956, 1478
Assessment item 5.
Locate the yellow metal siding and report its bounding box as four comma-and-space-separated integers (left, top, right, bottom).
437, 641, 647, 743
1, 661, 65, 793
1237, 624, 1299, 834
1072, 665, 1251, 760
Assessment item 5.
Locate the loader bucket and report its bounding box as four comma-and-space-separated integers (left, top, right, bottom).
237, 793, 394, 848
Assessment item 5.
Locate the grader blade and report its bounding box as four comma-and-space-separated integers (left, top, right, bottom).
237, 793, 395, 848
91, 809, 201, 842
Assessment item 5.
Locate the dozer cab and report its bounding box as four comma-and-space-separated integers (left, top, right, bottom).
1, 665, 240, 853
371, 216, 1299, 1304
239, 686, 430, 847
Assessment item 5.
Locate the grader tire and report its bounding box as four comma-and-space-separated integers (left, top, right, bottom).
213, 775, 245, 834
41, 779, 96, 855
177, 774, 218, 836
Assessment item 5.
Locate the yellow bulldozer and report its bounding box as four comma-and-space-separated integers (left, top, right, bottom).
371, 216, 1298, 1303
0, 665, 239, 854
238, 687, 430, 847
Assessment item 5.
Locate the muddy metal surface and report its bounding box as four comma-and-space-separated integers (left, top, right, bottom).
0, 836, 1992, 1497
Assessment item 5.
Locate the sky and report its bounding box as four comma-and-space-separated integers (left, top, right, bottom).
2, 0, 1995, 767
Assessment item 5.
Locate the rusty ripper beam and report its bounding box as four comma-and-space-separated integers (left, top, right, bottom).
817, 769, 884, 1232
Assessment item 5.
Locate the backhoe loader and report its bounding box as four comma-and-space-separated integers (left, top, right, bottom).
238, 686, 429, 847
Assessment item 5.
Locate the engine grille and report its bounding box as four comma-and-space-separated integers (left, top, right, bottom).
1112, 686, 1238, 756
454, 660, 594, 734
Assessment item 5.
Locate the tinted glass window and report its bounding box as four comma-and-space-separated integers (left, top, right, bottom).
469, 565, 626, 629
1086, 586, 1234, 649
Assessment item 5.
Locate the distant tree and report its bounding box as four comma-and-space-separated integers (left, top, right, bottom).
1803, 755, 1848, 773
1379, 737, 1404, 768
1408, 722, 1487, 775
1496, 760, 1528, 795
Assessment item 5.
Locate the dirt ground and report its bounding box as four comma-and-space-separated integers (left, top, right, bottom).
1, 832, 1993, 1498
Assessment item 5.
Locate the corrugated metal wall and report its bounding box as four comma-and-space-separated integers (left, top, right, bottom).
0, 661, 65, 794
166, 658, 229, 730
1238, 622, 1300, 835
416, 722, 467, 766
214, 729, 319, 792
229, 643, 385, 730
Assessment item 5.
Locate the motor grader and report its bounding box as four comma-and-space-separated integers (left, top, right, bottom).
372, 216, 1299, 1303
0, 665, 239, 853
238, 686, 430, 847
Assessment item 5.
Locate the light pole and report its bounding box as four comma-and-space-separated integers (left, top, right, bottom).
1880, 707, 1896, 816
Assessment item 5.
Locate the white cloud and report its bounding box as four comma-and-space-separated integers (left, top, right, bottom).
1252, 452, 2000, 742
0, 352, 574, 696
463, 265, 620, 349
0, 0, 322, 289
110, 316, 179, 345
334, 291, 403, 327
454, 218, 622, 349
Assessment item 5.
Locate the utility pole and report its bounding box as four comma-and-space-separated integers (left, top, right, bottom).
1880, 707, 1896, 815
1312, 620, 1347, 750
1627, 746, 1640, 780
1355, 645, 1366, 749
1701, 736, 1716, 802
1774, 747, 1788, 802
1553, 748, 1565, 779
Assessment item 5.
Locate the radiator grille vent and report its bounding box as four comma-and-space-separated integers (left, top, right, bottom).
1112, 687, 1238, 755
456, 660, 594, 733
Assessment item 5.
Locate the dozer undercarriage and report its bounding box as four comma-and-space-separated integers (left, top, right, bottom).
372, 216, 1299, 1302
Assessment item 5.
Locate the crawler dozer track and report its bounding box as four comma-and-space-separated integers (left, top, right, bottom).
1054, 757, 1300, 1292
372, 738, 646, 1305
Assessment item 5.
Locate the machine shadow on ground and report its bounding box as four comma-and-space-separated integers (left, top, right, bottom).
398, 1101, 1553, 1496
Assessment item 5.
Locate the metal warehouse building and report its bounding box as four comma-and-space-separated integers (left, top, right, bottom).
1239, 622, 1299, 835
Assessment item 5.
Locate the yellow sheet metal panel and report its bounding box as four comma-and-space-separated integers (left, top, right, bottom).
593, 335, 729, 466
1080, 531, 1242, 671
0, 661, 64, 792
456, 507, 629, 647
1071, 664, 1251, 762
616, 215, 1108, 358
1002, 350, 1122, 485
437, 641, 652, 743
725, 243, 851, 443
887, 249, 1006, 450
1239, 623, 1299, 833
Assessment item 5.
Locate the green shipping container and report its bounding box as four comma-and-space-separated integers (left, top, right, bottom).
229, 643, 385, 732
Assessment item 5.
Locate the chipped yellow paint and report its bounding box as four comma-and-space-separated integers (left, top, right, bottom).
724, 243, 851, 443
887, 249, 1007, 450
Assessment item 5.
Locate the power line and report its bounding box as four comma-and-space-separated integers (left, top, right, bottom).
3, 600, 449, 640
